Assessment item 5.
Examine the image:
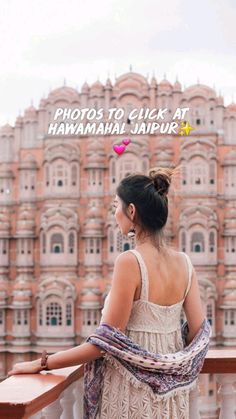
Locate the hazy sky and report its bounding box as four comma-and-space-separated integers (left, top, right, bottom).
1, 0, 236, 125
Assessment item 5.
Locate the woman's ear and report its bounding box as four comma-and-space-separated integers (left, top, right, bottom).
129, 203, 135, 216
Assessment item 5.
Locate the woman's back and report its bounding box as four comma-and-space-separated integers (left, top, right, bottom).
124, 249, 192, 340
131, 248, 191, 306
99, 248, 204, 418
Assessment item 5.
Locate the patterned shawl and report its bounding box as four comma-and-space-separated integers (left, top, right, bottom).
83, 318, 212, 419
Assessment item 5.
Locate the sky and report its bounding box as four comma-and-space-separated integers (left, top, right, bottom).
1, 0, 236, 126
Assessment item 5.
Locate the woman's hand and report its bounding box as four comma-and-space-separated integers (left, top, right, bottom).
7, 359, 42, 377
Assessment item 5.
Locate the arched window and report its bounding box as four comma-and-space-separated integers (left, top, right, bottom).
83, 309, 100, 327
119, 157, 136, 180
42, 233, 46, 254
111, 160, 116, 184
39, 301, 43, 326
181, 231, 186, 252
46, 302, 62, 326
71, 165, 77, 186
189, 160, 207, 186
13, 309, 29, 326
191, 232, 205, 252
92, 170, 96, 185
225, 166, 236, 191
109, 228, 114, 252
209, 231, 215, 253
96, 238, 100, 253
98, 170, 102, 185
225, 236, 236, 253
45, 165, 50, 186
209, 161, 215, 184
142, 159, 148, 174
182, 164, 187, 185
0, 309, 4, 326
68, 232, 75, 254
206, 302, 213, 325
66, 302, 72, 326
228, 116, 236, 143
50, 233, 64, 253
89, 238, 94, 253
117, 231, 123, 253
124, 242, 130, 251
52, 161, 68, 188
224, 309, 235, 326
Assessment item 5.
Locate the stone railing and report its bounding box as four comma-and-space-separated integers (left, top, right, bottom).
0, 364, 84, 419
0, 349, 236, 419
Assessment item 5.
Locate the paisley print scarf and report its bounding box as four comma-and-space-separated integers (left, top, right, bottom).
83, 318, 212, 419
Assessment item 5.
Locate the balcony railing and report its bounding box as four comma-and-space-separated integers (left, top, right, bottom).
0, 349, 236, 419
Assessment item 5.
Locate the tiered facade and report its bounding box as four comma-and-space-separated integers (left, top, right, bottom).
0, 70, 235, 417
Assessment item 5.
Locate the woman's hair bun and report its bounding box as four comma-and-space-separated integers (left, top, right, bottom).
148, 166, 175, 197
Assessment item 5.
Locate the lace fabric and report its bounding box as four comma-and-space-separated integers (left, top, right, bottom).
97, 250, 197, 419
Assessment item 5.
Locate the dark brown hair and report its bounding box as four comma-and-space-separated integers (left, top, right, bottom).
116, 165, 181, 250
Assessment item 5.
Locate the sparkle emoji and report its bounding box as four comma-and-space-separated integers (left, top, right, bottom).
179, 121, 194, 136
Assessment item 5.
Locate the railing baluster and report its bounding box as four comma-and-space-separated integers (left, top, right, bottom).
216, 374, 236, 419
42, 398, 63, 419
73, 376, 84, 419
189, 382, 201, 419
60, 383, 76, 419
30, 411, 43, 419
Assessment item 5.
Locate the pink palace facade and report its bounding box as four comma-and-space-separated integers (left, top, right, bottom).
0, 70, 236, 417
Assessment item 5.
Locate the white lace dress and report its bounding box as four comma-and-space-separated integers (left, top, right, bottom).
98, 249, 197, 419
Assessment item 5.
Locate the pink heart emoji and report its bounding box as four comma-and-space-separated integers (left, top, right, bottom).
122, 138, 131, 146
113, 144, 126, 155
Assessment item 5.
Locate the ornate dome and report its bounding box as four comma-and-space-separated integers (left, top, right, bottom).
47, 86, 79, 102
0, 123, 14, 135
105, 78, 112, 89
227, 102, 236, 112
173, 79, 182, 92
39, 98, 47, 108
159, 78, 173, 91
15, 115, 23, 125
81, 82, 89, 93
114, 71, 149, 91
150, 76, 157, 88
24, 105, 37, 119
183, 83, 216, 99
90, 80, 104, 92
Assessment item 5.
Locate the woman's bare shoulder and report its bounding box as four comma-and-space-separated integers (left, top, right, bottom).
164, 248, 186, 261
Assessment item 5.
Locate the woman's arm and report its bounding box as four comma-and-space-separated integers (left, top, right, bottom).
42, 253, 136, 370
9, 252, 136, 376
183, 266, 205, 345
8, 342, 105, 376
42, 342, 105, 370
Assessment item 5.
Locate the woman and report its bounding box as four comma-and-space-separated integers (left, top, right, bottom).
8, 166, 208, 418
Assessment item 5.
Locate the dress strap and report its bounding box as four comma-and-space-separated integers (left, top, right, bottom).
182, 253, 193, 299
128, 249, 149, 300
